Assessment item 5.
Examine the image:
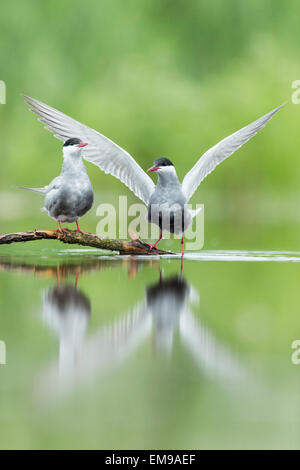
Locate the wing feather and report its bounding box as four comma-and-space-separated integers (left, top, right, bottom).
182, 104, 284, 201
23, 95, 155, 204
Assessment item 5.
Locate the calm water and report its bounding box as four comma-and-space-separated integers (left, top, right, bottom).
0, 245, 300, 449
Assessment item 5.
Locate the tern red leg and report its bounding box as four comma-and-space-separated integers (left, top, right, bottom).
181, 235, 184, 257
75, 220, 90, 234
149, 231, 163, 251
55, 220, 66, 233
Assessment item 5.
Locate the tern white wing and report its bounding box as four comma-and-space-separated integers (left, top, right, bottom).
23, 95, 155, 205
182, 104, 284, 201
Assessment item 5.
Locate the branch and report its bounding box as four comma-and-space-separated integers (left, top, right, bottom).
0, 229, 173, 255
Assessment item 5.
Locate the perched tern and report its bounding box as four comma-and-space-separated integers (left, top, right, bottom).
23, 95, 283, 253
17, 137, 94, 233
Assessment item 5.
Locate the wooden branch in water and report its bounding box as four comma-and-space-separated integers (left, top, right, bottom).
0, 229, 173, 255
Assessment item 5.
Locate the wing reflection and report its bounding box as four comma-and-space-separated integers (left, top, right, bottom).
0, 257, 245, 398
34, 266, 245, 400
37, 283, 151, 396
147, 274, 242, 379
180, 311, 242, 380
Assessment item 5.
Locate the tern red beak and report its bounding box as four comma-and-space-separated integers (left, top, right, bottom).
77, 142, 88, 148
147, 166, 159, 173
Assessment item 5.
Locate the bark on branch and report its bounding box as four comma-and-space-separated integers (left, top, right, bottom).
0, 229, 173, 255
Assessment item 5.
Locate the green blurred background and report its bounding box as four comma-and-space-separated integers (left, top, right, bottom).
1, 0, 300, 450
0, 0, 300, 250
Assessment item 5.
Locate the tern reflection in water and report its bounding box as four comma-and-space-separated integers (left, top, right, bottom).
42, 284, 91, 378
35, 266, 245, 400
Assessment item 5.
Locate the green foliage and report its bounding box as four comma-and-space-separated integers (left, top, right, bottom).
0, 0, 298, 195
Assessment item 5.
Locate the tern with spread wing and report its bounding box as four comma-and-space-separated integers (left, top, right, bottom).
17, 138, 94, 233
23, 95, 283, 253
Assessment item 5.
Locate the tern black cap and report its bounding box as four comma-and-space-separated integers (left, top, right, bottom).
153, 158, 174, 167
63, 138, 82, 147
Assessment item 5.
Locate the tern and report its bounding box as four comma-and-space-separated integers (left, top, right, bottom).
23, 95, 283, 253
17, 138, 94, 233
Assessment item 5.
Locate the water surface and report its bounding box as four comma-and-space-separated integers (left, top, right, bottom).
0, 246, 300, 449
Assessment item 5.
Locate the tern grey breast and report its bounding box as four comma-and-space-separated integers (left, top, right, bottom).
17, 138, 94, 233
23, 95, 284, 253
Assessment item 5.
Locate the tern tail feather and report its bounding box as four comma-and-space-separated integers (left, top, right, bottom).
14, 186, 47, 194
